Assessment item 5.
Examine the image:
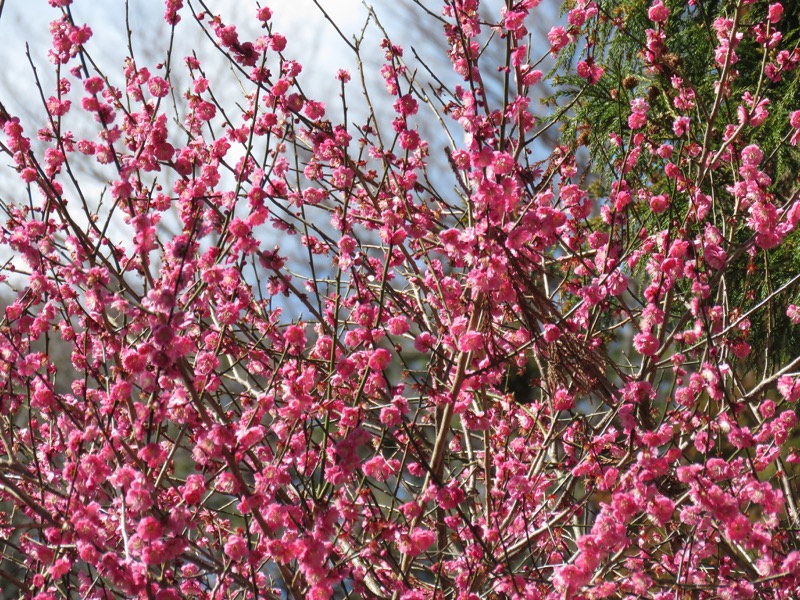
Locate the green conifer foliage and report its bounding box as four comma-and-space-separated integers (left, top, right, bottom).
550, 0, 800, 371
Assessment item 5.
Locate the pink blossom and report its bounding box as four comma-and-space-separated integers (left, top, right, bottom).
553, 563, 591, 595
458, 331, 483, 352
649, 194, 669, 213
542, 323, 561, 342
387, 316, 409, 335
628, 111, 647, 129
787, 304, 800, 324
136, 516, 164, 542
194, 100, 216, 121
648, 0, 669, 23
633, 331, 660, 356
363, 456, 397, 481
548, 26, 570, 53
164, 0, 183, 24
224, 534, 248, 561
284, 324, 307, 349
612, 492, 640, 523
404, 528, 435, 557
414, 332, 436, 353
365, 347, 391, 371
649, 495, 675, 526
181, 474, 205, 505
576, 59, 604, 84
148, 76, 169, 98
673, 116, 690, 136
83, 76, 104, 94
214, 471, 241, 495
394, 94, 418, 117
553, 388, 575, 411
769, 3, 784, 23
50, 557, 71, 579
740, 144, 763, 166
778, 376, 800, 402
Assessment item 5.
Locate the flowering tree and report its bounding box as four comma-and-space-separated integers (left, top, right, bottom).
2, 0, 800, 598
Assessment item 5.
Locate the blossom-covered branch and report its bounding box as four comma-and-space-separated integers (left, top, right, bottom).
2, 0, 800, 598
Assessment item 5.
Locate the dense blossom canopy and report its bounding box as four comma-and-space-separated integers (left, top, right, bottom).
2, 0, 800, 598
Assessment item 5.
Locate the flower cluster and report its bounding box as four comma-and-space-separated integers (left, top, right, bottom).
1, 0, 800, 598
